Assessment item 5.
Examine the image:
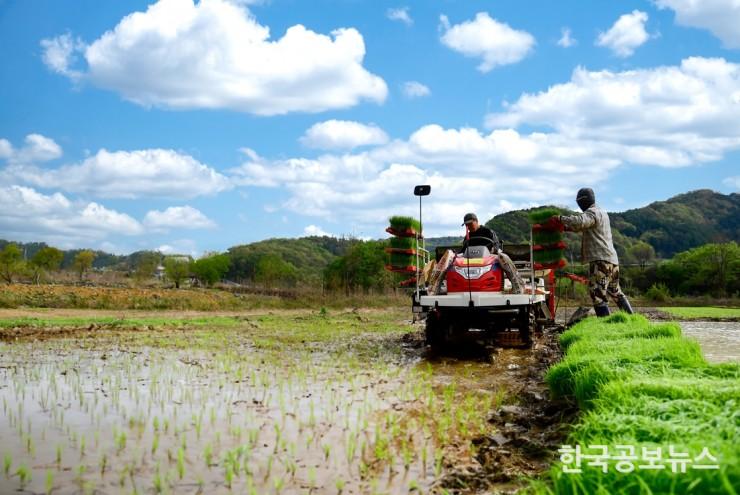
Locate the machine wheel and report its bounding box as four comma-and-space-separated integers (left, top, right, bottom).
425, 312, 447, 350
517, 307, 534, 348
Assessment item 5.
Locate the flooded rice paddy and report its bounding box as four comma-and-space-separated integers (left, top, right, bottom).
679, 321, 740, 363
0, 310, 531, 495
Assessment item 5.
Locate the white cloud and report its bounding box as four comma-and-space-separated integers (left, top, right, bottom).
157, 239, 198, 257
303, 225, 333, 237
387, 7, 412, 26
557, 27, 577, 48
300, 120, 389, 149
40, 33, 84, 79
41, 0, 387, 115
655, 0, 740, 48
143, 206, 216, 231
596, 10, 650, 57
723, 176, 740, 190
4, 147, 231, 199
439, 12, 535, 72
0, 134, 63, 164
0, 185, 143, 246
402, 81, 431, 98
486, 57, 740, 167
231, 57, 740, 237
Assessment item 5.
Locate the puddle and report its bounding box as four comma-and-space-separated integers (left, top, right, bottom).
679, 321, 740, 363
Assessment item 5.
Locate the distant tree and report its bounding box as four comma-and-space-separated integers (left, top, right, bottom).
323, 240, 393, 293
0, 244, 25, 284
658, 242, 739, 296
629, 241, 656, 270
133, 251, 161, 281
72, 250, 95, 282
254, 254, 297, 288
29, 246, 64, 284
164, 258, 191, 289
192, 254, 231, 287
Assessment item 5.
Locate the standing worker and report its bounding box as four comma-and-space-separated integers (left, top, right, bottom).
549, 188, 634, 316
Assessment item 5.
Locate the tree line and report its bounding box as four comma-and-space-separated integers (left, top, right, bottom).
1, 239, 737, 298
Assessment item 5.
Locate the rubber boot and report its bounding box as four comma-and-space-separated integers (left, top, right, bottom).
594, 304, 610, 317
617, 295, 635, 314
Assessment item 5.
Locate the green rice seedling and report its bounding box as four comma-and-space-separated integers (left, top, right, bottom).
389, 237, 416, 250
204, 444, 213, 468
115, 430, 127, 453
16, 463, 31, 488
539, 314, 740, 495
274, 477, 285, 494
323, 443, 331, 461
264, 454, 274, 481
99, 453, 107, 477
153, 464, 163, 494
151, 433, 159, 455
45, 469, 54, 495
388, 215, 421, 233
528, 207, 563, 225
177, 447, 185, 479
335, 478, 346, 494
224, 462, 234, 488
3, 453, 11, 477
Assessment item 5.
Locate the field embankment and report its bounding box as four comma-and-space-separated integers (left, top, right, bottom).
0, 283, 406, 311
530, 313, 739, 494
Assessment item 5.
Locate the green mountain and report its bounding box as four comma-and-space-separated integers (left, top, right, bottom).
2, 190, 737, 281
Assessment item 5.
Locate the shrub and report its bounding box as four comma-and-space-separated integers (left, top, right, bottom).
645, 282, 671, 302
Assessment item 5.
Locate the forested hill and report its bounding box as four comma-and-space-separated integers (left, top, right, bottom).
2, 190, 737, 279
476, 189, 739, 259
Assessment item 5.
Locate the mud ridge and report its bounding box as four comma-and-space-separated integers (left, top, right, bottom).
435, 326, 577, 494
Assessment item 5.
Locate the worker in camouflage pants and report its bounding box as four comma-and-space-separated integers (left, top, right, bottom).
549, 188, 635, 317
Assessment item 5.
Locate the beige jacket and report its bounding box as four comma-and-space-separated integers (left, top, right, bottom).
560, 205, 619, 265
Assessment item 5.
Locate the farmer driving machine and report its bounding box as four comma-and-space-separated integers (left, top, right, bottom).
386, 186, 567, 349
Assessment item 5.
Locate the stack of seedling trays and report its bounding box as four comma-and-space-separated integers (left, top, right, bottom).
385, 216, 421, 285
529, 208, 568, 270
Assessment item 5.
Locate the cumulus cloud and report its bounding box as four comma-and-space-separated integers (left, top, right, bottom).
596, 10, 650, 57
303, 225, 334, 237
230, 56, 740, 237
4, 147, 231, 199
300, 120, 389, 149
0, 134, 62, 164
41, 0, 387, 115
0, 185, 143, 246
40, 33, 84, 79
557, 28, 577, 48
402, 81, 431, 98
486, 57, 740, 166
439, 12, 535, 72
143, 206, 216, 231
387, 7, 412, 26
655, 0, 740, 48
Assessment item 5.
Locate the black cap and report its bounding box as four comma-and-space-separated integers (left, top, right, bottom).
462, 213, 478, 226
576, 188, 595, 211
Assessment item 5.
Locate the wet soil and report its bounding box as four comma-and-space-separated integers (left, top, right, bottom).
426, 326, 576, 494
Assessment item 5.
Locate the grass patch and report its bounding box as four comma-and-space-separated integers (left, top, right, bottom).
658, 307, 740, 320
0, 315, 242, 329
537, 313, 740, 494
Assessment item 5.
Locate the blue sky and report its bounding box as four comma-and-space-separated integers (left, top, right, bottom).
1, 0, 738, 256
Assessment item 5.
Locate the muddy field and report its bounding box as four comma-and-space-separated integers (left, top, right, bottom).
2, 307, 736, 494
0, 309, 571, 495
